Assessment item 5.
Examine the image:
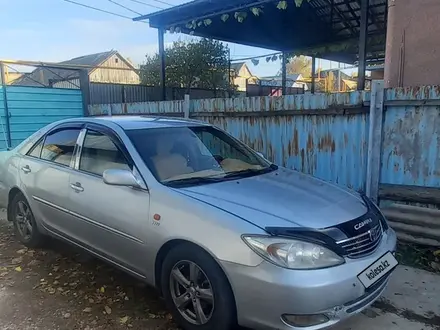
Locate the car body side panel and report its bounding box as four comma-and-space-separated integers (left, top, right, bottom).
140, 186, 265, 284
67, 170, 151, 275
19, 157, 73, 232
0, 151, 21, 209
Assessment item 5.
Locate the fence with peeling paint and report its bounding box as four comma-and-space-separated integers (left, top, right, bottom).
90, 91, 371, 191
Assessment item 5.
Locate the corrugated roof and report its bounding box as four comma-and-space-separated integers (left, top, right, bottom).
261, 74, 301, 81
12, 51, 124, 87
136, 0, 387, 64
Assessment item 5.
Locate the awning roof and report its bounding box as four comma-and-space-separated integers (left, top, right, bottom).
134, 0, 387, 64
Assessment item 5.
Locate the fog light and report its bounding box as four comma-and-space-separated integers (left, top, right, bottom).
282, 314, 329, 327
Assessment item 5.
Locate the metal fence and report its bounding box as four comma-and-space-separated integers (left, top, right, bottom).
88, 84, 440, 246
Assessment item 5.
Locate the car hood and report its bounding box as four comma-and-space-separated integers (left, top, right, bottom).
175, 168, 367, 229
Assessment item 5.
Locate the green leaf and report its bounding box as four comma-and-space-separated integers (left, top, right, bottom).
220, 14, 229, 22
185, 22, 192, 29
294, 0, 303, 7
251, 7, 263, 16
277, 1, 288, 10
197, 21, 203, 27
203, 18, 212, 26
234, 12, 248, 23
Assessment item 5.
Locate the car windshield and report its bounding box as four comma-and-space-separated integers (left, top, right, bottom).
126, 125, 274, 185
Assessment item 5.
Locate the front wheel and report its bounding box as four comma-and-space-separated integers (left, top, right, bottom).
161, 244, 236, 330
10, 192, 45, 248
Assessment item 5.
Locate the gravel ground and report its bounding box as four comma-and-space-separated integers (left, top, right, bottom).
1, 210, 439, 330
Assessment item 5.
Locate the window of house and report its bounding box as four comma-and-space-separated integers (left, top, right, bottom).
115, 58, 119, 64
40, 128, 81, 166
79, 130, 131, 176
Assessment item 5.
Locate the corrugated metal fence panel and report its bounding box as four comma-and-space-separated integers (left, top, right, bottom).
53, 79, 81, 89
88, 83, 232, 104
88, 100, 184, 116
381, 86, 440, 187
191, 92, 369, 113
6, 86, 83, 148
0, 87, 7, 150
192, 91, 370, 191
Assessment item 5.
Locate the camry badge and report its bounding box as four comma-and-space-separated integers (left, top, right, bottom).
354, 218, 373, 230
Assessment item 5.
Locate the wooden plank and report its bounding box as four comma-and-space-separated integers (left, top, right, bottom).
190, 106, 368, 118
384, 99, 440, 107
379, 183, 440, 205
366, 80, 384, 202
90, 112, 185, 118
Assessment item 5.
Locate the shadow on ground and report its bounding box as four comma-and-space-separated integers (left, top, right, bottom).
0, 217, 176, 330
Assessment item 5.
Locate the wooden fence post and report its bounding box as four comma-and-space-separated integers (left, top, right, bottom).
366, 80, 385, 202
183, 94, 190, 118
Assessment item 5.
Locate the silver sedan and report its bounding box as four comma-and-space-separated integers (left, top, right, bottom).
0, 116, 397, 330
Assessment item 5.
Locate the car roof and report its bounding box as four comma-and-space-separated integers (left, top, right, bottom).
60, 115, 211, 130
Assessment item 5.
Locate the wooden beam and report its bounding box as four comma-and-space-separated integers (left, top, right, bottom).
379, 184, 440, 205
190, 106, 369, 118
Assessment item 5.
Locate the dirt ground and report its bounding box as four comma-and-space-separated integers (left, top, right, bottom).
1, 211, 439, 330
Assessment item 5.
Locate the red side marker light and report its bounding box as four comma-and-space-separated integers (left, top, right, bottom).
153, 214, 161, 221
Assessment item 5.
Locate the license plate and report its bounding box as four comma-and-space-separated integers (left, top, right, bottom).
357, 252, 398, 288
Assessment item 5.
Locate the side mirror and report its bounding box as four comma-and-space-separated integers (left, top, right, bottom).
103, 169, 141, 188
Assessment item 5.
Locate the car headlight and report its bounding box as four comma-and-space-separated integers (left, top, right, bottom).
242, 235, 345, 270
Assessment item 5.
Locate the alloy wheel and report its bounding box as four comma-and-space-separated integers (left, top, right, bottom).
169, 260, 214, 325
15, 201, 33, 241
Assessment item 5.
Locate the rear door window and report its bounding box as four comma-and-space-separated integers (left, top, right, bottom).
41, 128, 81, 166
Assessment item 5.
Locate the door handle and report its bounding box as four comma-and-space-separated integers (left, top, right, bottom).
21, 165, 31, 174
70, 182, 84, 192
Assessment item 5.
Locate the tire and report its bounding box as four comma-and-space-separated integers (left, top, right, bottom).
161, 243, 236, 330
10, 192, 45, 248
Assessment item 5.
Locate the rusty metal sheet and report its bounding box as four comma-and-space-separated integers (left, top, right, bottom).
194, 114, 369, 191
381, 103, 440, 187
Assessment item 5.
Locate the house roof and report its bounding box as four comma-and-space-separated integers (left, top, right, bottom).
230, 62, 246, 72
12, 50, 135, 87
134, 0, 387, 64
261, 74, 302, 82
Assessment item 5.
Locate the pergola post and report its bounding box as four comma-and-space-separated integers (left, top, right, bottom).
311, 56, 316, 94
158, 28, 166, 101
281, 52, 287, 95
357, 0, 369, 90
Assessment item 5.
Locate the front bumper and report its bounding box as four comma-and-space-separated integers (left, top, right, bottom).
221, 228, 397, 330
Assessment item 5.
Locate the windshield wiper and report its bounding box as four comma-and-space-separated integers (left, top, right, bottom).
223, 164, 278, 179
165, 176, 225, 187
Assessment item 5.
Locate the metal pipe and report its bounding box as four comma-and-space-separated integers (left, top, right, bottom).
311, 56, 316, 94
357, 0, 369, 90
0, 63, 11, 149
158, 28, 166, 101
281, 52, 287, 95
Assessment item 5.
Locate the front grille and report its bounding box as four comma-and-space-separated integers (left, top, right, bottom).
336, 223, 383, 258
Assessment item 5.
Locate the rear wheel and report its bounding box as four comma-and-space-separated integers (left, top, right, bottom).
10, 192, 45, 248
161, 244, 236, 330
